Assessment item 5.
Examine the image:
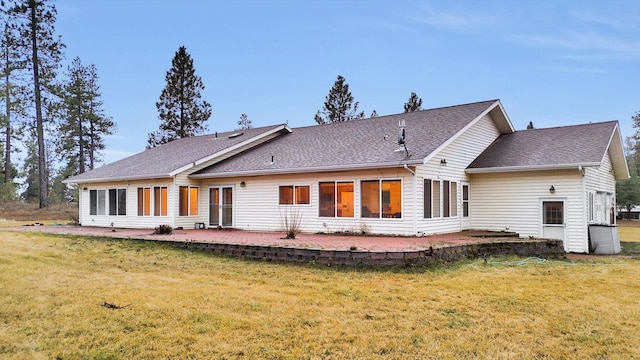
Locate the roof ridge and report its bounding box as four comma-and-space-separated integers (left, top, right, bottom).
519, 120, 618, 132
290, 99, 499, 131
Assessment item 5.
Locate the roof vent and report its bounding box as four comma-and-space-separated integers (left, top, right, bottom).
228, 132, 244, 139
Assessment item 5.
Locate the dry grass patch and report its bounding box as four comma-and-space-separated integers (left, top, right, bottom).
1, 231, 639, 359
618, 221, 640, 243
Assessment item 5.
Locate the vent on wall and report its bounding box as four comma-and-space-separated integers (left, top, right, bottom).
228, 132, 244, 139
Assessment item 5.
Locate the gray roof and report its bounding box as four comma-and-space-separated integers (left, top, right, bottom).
65, 125, 286, 183
194, 100, 502, 177
468, 121, 619, 170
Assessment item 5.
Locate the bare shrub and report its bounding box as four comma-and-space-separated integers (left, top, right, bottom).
153, 224, 173, 235
280, 208, 303, 239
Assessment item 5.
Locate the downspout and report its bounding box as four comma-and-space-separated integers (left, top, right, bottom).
172, 175, 177, 228
403, 164, 418, 236
579, 165, 588, 253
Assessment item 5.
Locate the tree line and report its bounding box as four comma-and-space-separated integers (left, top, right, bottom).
0, 0, 114, 207
617, 112, 640, 217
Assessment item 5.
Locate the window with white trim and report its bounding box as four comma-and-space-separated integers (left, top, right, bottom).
108, 188, 127, 216
361, 179, 402, 218
279, 185, 310, 205
89, 189, 106, 216
179, 186, 199, 216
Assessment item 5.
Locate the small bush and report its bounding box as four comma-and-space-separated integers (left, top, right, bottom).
153, 224, 173, 235
280, 208, 303, 239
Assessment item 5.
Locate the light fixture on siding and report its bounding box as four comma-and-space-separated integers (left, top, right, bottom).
549, 185, 555, 194
240, 181, 246, 188
440, 159, 447, 166
82, 187, 88, 191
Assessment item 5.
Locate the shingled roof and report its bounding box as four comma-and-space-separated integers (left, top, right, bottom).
65, 124, 289, 183
467, 121, 629, 179
192, 100, 510, 178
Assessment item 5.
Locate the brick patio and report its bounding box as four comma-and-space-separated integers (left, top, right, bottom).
4, 225, 566, 266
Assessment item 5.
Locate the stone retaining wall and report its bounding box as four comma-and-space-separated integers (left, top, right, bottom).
139, 238, 565, 266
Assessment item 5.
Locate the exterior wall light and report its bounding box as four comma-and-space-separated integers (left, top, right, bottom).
440, 159, 447, 166
549, 185, 555, 194
240, 181, 246, 188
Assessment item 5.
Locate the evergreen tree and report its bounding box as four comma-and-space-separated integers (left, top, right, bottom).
148, 46, 211, 148
59, 57, 114, 176
1, 15, 28, 193
314, 75, 364, 124
237, 113, 252, 130
616, 110, 640, 218
403, 92, 422, 113
527, 121, 535, 130
4, 0, 65, 208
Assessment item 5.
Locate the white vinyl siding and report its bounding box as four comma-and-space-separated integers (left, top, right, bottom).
202, 169, 415, 235
416, 113, 501, 236
80, 179, 173, 228
470, 170, 586, 253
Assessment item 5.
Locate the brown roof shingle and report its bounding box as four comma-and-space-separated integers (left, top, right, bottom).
467, 121, 618, 170
194, 100, 499, 176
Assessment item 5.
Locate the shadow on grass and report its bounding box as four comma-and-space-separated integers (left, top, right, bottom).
620, 242, 640, 259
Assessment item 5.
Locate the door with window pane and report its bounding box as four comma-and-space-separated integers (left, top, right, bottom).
541, 200, 565, 241
461, 183, 470, 230
209, 186, 233, 227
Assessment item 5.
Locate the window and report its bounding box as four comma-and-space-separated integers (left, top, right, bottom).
154, 187, 168, 216
108, 189, 126, 216
279, 185, 310, 205
443, 180, 450, 217
451, 182, 458, 217
587, 192, 595, 222
543, 201, 563, 225
432, 180, 440, 217
319, 182, 354, 217
89, 189, 106, 216
179, 186, 198, 216
361, 179, 401, 218
424, 179, 432, 218
137, 188, 151, 216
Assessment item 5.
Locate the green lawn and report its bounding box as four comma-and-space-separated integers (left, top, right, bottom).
1, 230, 639, 359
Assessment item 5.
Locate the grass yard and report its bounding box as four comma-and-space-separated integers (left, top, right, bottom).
1, 231, 639, 359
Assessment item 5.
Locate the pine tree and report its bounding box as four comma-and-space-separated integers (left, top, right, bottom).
314, 75, 364, 124
403, 92, 423, 113
237, 113, 252, 130
5, 0, 65, 208
527, 121, 535, 130
1, 15, 28, 194
148, 46, 211, 147
59, 57, 114, 176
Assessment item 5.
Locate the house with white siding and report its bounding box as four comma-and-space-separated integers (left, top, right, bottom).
64, 100, 629, 253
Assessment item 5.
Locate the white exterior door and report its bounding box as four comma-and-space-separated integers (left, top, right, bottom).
209, 186, 234, 227
461, 183, 470, 230
541, 199, 565, 241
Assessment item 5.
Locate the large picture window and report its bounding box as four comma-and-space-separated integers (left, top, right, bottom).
179, 186, 199, 216
108, 189, 127, 216
154, 187, 168, 216
361, 179, 401, 218
89, 189, 106, 216
279, 185, 310, 205
319, 182, 354, 217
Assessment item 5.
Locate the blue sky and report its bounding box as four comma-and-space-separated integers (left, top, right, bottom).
54, 0, 640, 165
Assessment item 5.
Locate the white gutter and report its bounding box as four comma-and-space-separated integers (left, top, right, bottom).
465, 162, 601, 174
63, 174, 172, 184
189, 160, 424, 179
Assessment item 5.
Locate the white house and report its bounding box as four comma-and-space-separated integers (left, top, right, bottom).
64, 100, 629, 253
